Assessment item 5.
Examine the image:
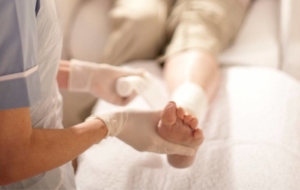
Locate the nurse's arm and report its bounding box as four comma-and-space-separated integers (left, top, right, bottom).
0, 108, 108, 185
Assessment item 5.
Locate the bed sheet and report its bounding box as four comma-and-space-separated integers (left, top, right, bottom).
75, 61, 300, 190
219, 0, 279, 68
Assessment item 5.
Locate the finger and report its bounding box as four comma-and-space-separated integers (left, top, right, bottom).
164, 141, 196, 156
122, 67, 145, 77
108, 95, 127, 106
121, 92, 138, 105
112, 98, 132, 106
112, 87, 137, 106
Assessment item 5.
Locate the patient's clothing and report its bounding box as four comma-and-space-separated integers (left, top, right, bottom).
0, 0, 75, 189
100, 0, 250, 65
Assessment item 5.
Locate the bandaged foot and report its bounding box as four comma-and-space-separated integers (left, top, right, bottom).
87, 109, 196, 156
171, 82, 208, 122
157, 102, 204, 168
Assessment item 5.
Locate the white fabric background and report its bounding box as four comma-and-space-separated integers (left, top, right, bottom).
53, 1, 300, 189
76, 61, 300, 190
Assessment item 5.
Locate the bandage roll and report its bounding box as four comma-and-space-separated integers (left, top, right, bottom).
171, 82, 208, 123
116, 76, 142, 97
116, 73, 167, 109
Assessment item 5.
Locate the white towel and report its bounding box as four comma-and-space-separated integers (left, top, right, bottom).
75, 62, 300, 190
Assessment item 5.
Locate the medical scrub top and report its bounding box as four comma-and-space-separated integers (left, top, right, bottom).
0, 0, 76, 189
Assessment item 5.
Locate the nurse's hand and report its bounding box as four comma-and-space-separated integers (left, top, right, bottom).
86, 109, 196, 156
68, 59, 144, 105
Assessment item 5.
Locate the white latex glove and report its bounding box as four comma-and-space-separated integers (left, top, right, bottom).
69, 59, 144, 105
87, 110, 196, 156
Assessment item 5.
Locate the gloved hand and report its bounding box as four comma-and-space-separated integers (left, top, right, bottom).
69, 59, 144, 105
87, 110, 196, 156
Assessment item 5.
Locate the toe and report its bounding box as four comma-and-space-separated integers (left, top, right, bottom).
176, 107, 185, 119
189, 117, 198, 129
193, 128, 203, 140
183, 114, 193, 124
161, 101, 177, 126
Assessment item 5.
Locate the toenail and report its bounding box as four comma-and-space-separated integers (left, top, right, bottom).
168, 101, 175, 106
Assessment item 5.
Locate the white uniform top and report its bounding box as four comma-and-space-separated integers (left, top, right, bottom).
0, 0, 75, 189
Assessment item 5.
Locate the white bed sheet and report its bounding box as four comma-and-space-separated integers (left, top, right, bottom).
76, 61, 300, 190
219, 0, 280, 68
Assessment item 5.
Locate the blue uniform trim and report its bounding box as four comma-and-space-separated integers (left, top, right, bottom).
35, 0, 40, 16
0, 69, 41, 110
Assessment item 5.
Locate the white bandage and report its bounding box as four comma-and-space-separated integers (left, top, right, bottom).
116, 76, 141, 97
171, 82, 208, 122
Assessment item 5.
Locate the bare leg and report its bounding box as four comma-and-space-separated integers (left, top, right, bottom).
162, 50, 220, 168
157, 102, 204, 168
164, 50, 220, 101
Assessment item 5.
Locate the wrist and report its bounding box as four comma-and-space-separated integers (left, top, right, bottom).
86, 111, 128, 138
68, 59, 96, 93
85, 116, 109, 143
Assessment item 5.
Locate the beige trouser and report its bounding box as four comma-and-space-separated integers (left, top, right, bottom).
101, 0, 249, 65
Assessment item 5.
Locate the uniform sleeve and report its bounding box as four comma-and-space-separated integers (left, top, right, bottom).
165, 0, 251, 58
0, 0, 41, 110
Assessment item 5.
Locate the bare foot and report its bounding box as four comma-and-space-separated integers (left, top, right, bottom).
157, 101, 203, 168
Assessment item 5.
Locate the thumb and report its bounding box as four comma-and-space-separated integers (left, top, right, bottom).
163, 141, 196, 156
122, 67, 145, 77
120, 91, 138, 105
113, 93, 136, 106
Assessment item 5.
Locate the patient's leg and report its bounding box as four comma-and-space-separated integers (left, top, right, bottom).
160, 50, 219, 168
157, 102, 203, 168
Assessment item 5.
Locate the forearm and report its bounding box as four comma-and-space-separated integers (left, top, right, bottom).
57, 60, 70, 89
1, 119, 107, 185
164, 49, 220, 102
